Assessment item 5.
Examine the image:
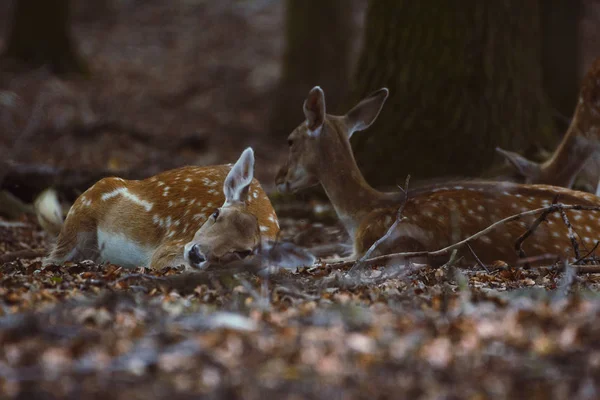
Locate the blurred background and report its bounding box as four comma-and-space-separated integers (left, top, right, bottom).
0, 0, 599, 200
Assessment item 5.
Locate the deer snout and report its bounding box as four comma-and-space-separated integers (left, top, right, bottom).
186, 244, 206, 268
275, 165, 291, 193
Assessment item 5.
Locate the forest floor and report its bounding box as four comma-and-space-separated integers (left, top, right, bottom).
0, 1, 599, 399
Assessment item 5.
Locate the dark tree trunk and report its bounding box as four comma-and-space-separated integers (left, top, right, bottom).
3, 0, 88, 75
270, 0, 354, 137
351, 0, 556, 188
542, 0, 582, 127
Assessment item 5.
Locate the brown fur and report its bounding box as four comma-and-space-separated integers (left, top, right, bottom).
497, 57, 600, 190
47, 164, 279, 269
277, 87, 600, 266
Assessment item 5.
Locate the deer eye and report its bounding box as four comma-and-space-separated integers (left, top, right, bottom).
234, 250, 252, 259
212, 209, 220, 220
287, 138, 293, 147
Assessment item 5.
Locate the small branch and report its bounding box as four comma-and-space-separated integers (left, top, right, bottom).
559, 207, 580, 260
573, 241, 600, 265
515, 253, 559, 265
465, 242, 489, 272
349, 175, 410, 274
514, 196, 559, 266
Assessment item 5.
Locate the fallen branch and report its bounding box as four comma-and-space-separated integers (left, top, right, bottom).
559, 206, 581, 260
0, 249, 46, 264
514, 198, 557, 265
327, 203, 600, 270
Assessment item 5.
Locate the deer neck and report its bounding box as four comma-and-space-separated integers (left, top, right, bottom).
544, 107, 598, 186
316, 133, 402, 236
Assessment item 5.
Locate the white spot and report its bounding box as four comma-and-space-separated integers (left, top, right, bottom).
168, 201, 174, 207
193, 213, 206, 220
253, 192, 258, 199
185, 178, 192, 182
552, 231, 560, 238
260, 226, 269, 232
453, 186, 464, 190
101, 188, 153, 211
167, 231, 175, 238
189, 199, 196, 205
479, 235, 492, 244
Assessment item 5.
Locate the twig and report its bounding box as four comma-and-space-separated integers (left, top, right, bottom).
573, 241, 600, 265
559, 207, 580, 260
515, 253, 559, 265
349, 175, 410, 274
327, 203, 600, 270
465, 242, 489, 272
0, 249, 47, 264
514, 196, 559, 266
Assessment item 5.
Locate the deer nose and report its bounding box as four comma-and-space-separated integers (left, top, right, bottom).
187, 244, 206, 266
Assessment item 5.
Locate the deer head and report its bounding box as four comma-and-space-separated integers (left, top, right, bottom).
276, 86, 389, 194
184, 148, 261, 268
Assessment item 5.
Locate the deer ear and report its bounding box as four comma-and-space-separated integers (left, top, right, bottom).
303, 86, 326, 135
495, 147, 541, 179
344, 88, 389, 139
224, 147, 255, 205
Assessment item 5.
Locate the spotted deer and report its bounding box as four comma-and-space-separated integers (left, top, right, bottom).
44, 148, 279, 270
276, 87, 600, 265
496, 58, 600, 195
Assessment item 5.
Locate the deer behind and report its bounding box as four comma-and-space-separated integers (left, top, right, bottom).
496, 58, 600, 195
44, 148, 279, 270
276, 87, 600, 265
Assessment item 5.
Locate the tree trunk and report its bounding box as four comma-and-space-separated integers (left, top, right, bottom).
351, 0, 556, 188
3, 0, 88, 75
542, 0, 581, 126
270, 0, 354, 137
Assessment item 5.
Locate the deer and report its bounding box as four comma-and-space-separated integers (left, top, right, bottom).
275, 86, 600, 266
42, 147, 280, 270
496, 58, 600, 196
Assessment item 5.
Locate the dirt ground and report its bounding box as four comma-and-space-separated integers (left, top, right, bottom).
0, 1, 600, 399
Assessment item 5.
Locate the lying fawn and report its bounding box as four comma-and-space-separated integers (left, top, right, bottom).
276, 87, 600, 265
44, 148, 279, 270
496, 58, 600, 195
